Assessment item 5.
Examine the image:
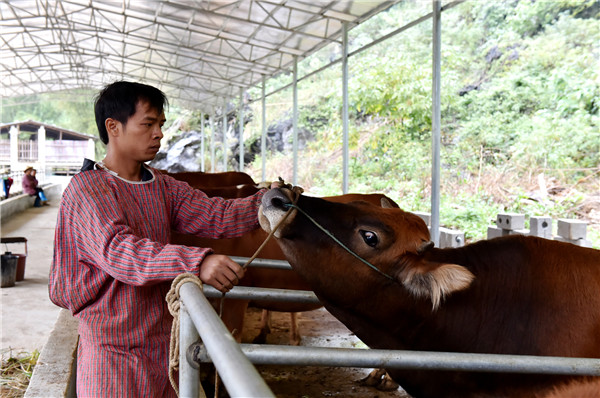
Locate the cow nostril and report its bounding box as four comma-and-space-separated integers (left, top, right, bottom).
271, 197, 288, 209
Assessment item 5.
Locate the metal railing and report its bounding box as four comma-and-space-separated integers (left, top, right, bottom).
178, 257, 600, 398
178, 282, 275, 397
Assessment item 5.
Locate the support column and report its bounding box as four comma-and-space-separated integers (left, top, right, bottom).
292, 57, 298, 186
342, 22, 349, 194
37, 126, 46, 173
200, 113, 205, 172
86, 139, 95, 161
210, 116, 216, 173
9, 125, 19, 171
431, 0, 442, 247
239, 87, 244, 172
261, 76, 267, 182
223, 99, 228, 172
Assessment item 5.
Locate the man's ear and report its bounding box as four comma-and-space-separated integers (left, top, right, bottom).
105, 118, 121, 138
396, 254, 474, 311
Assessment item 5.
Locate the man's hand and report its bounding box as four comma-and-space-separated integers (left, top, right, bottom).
199, 254, 245, 293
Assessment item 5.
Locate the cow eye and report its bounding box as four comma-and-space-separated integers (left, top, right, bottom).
360, 230, 378, 247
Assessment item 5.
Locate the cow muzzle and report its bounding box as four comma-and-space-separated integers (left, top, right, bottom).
259, 188, 298, 237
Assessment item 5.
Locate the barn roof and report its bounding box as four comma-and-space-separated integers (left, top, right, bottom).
0, 119, 97, 141
1, 0, 399, 112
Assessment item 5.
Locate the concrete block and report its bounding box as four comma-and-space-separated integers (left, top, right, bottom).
25, 309, 79, 398
487, 226, 509, 239
414, 211, 431, 226
495, 213, 525, 231
439, 227, 464, 248
509, 229, 530, 236
557, 219, 587, 240
554, 236, 593, 248
529, 216, 553, 239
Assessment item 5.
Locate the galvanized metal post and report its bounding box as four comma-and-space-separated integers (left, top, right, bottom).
239, 87, 244, 172
179, 302, 200, 398
223, 98, 228, 171
292, 56, 298, 186
261, 76, 267, 182
200, 113, 205, 172
210, 116, 216, 173
342, 22, 349, 194
179, 283, 274, 397
431, 0, 442, 247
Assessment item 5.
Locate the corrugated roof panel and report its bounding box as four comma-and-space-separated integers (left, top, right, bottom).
1, 0, 400, 112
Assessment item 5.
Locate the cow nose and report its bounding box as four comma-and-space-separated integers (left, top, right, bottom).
262, 188, 291, 210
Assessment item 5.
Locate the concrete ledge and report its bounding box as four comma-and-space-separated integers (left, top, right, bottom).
1, 183, 63, 223
25, 309, 79, 398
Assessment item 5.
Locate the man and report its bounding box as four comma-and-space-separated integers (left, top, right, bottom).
22, 166, 47, 206
49, 81, 277, 397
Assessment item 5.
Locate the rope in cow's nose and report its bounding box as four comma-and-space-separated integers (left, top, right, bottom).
241, 183, 304, 270
283, 203, 395, 281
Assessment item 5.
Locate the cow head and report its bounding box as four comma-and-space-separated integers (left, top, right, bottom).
259, 188, 474, 310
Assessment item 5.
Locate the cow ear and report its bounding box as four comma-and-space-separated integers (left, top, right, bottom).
381, 198, 394, 208
397, 256, 474, 311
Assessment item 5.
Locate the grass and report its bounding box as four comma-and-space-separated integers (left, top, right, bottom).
0, 349, 39, 398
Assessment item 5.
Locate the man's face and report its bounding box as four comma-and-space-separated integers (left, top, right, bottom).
115, 99, 165, 162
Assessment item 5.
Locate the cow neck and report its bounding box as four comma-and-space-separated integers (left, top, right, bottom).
283, 202, 396, 282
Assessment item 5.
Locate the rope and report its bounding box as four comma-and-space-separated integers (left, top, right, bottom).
241, 181, 304, 270
284, 203, 396, 281
166, 273, 206, 398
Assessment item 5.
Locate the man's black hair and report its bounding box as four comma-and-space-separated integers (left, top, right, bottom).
94, 81, 168, 144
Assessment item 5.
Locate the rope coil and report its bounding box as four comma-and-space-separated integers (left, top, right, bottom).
166, 273, 205, 397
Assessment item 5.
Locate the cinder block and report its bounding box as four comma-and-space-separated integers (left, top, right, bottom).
557, 219, 587, 240
414, 211, 431, 227
554, 236, 593, 248
509, 229, 529, 236
439, 227, 465, 248
495, 213, 525, 230
529, 216, 553, 239
487, 226, 509, 239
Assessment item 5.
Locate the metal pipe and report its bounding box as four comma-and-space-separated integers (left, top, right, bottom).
230, 256, 292, 269
342, 22, 349, 195
179, 283, 275, 397
210, 116, 215, 172
223, 98, 228, 171
239, 86, 244, 172
200, 113, 205, 172
179, 302, 201, 398
261, 75, 267, 182
431, 0, 442, 247
292, 56, 298, 186
192, 344, 600, 376
203, 285, 320, 304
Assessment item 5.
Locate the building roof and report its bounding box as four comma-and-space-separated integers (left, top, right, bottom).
0, 120, 97, 141
1, 0, 399, 113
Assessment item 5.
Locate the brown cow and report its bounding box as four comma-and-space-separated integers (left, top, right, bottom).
199, 183, 263, 199
259, 187, 600, 398
171, 190, 400, 345
163, 170, 256, 187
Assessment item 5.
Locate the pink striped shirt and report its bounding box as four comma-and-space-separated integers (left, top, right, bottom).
49, 166, 264, 396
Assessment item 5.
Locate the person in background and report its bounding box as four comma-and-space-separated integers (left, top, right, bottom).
22, 166, 47, 207
49, 80, 280, 398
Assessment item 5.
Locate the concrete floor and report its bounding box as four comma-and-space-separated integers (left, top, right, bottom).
1, 201, 62, 354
